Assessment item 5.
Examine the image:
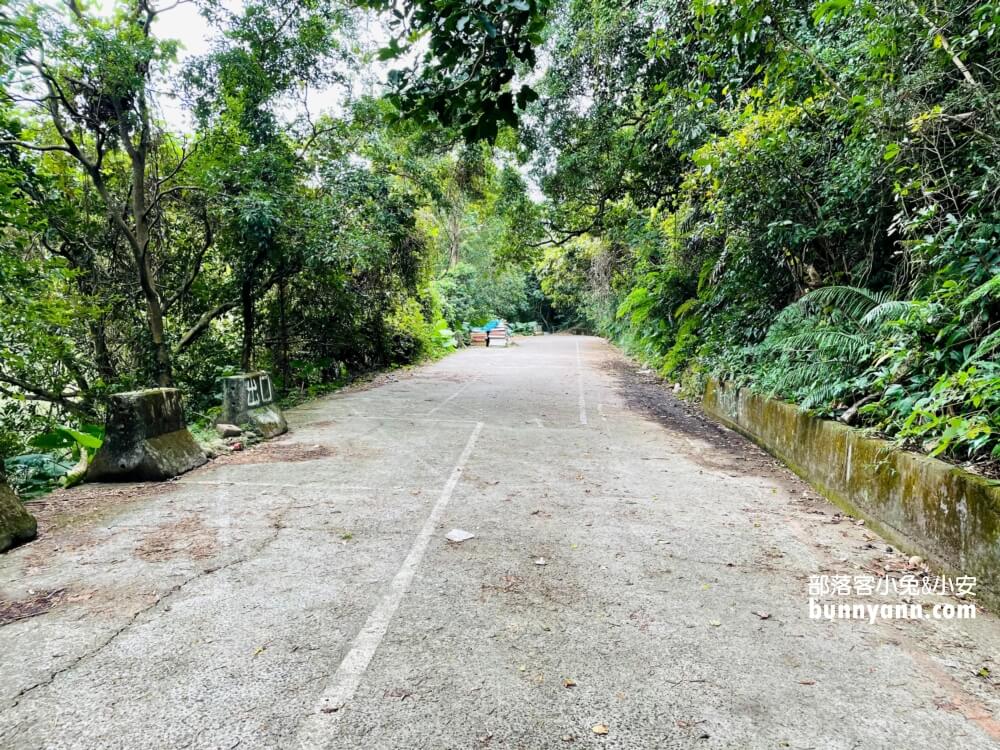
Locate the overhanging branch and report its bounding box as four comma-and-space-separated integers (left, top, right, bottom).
174, 301, 238, 353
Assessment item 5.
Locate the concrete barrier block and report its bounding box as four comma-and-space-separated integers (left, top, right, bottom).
219, 372, 287, 439
88, 388, 207, 481
0, 475, 37, 552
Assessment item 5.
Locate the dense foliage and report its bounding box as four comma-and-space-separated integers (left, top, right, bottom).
0, 0, 542, 492
367, 0, 548, 140
529, 0, 1000, 467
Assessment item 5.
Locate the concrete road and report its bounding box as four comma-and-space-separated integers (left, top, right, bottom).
1, 335, 999, 749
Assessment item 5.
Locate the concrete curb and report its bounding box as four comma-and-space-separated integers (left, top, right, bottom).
703, 379, 1000, 610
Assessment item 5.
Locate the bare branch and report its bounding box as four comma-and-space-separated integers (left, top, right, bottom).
145, 185, 205, 216
0, 374, 91, 416
0, 139, 73, 153
163, 211, 214, 313
153, 141, 201, 190
174, 301, 238, 353
905, 0, 982, 90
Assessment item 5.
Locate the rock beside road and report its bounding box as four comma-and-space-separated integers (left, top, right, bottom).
0, 477, 36, 553
216, 423, 242, 438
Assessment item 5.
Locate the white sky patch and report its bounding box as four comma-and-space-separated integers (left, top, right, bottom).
80, 1, 548, 204
90, 0, 394, 132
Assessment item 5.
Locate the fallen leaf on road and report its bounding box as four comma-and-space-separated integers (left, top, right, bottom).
675, 719, 706, 729
383, 687, 413, 700
592, 724, 609, 735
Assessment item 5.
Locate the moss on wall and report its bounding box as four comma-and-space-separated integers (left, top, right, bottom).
704, 379, 1000, 609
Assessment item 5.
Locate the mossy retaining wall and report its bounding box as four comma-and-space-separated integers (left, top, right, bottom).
703, 379, 1000, 609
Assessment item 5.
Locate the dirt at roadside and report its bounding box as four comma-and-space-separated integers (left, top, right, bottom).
602, 343, 998, 623
601, 354, 797, 483
24, 481, 180, 538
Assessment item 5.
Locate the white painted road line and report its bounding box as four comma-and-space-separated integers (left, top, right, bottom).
342, 414, 479, 424
176, 481, 381, 492
426, 376, 476, 416
576, 340, 588, 425
297, 421, 485, 749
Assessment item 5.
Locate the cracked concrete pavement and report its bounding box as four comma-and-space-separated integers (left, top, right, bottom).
1, 335, 999, 749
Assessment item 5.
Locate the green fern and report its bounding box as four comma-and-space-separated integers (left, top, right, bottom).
973, 327, 1000, 360
860, 299, 922, 327
798, 285, 893, 321
777, 329, 874, 362
747, 285, 902, 410
616, 286, 653, 324
673, 297, 701, 321
961, 274, 1000, 308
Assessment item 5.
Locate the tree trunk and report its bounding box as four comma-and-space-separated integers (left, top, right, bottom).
65, 250, 117, 383
241, 280, 255, 372
144, 282, 173, 387
448, 208, 461, 267
90, 317, 115, 383
134, 181, 173, 386
277, 278, 290, 387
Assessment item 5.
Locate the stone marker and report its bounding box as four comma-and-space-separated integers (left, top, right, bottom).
88, 388, 207, 481
219, 371, 287, 438
0, 473, 37, 552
